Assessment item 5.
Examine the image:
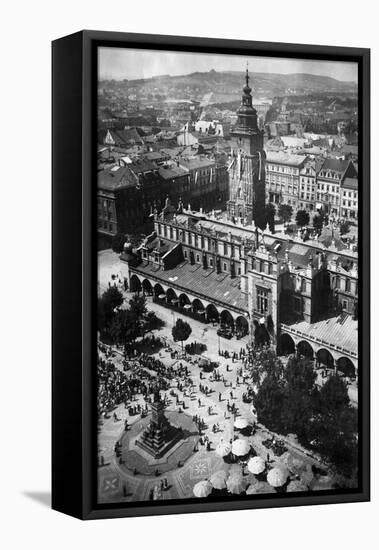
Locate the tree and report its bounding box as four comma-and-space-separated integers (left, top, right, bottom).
108, 309, 138, 348
306, 405, 358, 477
284, 356, 316, 394
172, 319, 192, 352
278, 203, 293, 224
295, 209, 310, 227
313, 212, 325, 233
111, 233, 127, 253
340, 220, 351, 236
128, 294, 147, 337
98, 286, 124, 332
254, 375, 285, 433
141, 311, 165, 339
317, 374, 350, 414
265, 203, 276, 233
281, 356, 317, 438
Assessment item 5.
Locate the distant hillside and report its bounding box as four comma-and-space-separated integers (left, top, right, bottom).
101, 70, 357, 101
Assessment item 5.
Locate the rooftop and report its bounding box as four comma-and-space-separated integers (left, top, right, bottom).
178, 157, 216, 171
97, 165, 138, 191
342, 177, 358, 190
283, 313, 357, 358
265, 151, 307, 167
133, 260, 248, 313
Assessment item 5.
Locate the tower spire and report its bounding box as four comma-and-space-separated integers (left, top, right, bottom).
246, 61, 249, 87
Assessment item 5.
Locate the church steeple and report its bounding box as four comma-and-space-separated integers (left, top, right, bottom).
234, 64, 259, 134
227, 67, 266, 229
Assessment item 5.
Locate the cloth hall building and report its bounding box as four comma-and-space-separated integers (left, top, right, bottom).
120, 72, 358, 379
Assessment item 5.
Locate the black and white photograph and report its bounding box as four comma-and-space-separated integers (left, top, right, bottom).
96, 46, 362, 506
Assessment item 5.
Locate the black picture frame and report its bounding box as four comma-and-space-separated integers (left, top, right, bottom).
52, 30, 370, 520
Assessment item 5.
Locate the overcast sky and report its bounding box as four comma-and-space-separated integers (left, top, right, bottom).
99, 47, 358, 83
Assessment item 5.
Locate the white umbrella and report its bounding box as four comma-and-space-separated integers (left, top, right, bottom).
193, 480, 212, 498
282, 452, 307, 476
309, 475, 333, 491
267, 467, 289, 488
247, 456, 266, 475
226, 475, 248, 495
210, 470, 228, 490
300, 467, 314, 487
229, 464, 244, 478
215, 441, 231, 458
231, 439, 250, 456
234, 417, 249, 430
287, 480, 309, 493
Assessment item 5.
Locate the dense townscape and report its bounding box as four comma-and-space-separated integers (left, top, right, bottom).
97, 56, 359, 504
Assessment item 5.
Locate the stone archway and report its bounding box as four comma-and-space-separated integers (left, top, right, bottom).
206, 304, 219, 324
130, 274, 141, 293
236, 316, 249, 337
278, 332, 295, 355
297, 340, 314, 359
179, 293, 190, 308
142, 278, 153, 296
336, 356, 356, 378
220, 310, 234, 331
316, 348, 334, 369
166, 288, 178, 305
192, 298, 205, 314
153, 283, 165, 299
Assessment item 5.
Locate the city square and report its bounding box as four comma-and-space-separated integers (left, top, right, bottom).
97, 52, 359, 504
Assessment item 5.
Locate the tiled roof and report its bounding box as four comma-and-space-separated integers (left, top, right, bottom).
129, 158, 157, 174
179, 158, 215, 171
132, 260, 248, 313
283, 314, 357, 358
265, 151, 307, 167
108, 128, 144, 146
158, 166, 188, 180
97, 165, 138, 191
319, 158, 351, 174
342, 177, 358, 190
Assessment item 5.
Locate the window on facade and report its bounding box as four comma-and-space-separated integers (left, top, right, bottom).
345, 279, 351, 292
257, 287, 269, 314
301, 278, 306, 292
335, 276, 341, 289
342, 300, 348, 310
293, 296, 302, 314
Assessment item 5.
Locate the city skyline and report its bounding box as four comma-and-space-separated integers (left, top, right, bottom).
99, 47, 358, 83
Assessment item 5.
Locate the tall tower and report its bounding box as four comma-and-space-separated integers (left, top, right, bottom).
227, 67, 266, 228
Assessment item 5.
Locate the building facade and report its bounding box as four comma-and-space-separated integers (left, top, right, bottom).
265, 152, 307, 209
120, 207, 358, 377
316, 158, 357, 217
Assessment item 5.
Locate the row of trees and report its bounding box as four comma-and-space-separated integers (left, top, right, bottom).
98, 287, 164, 348
266, 202, 351, 236
253, 351, 357, 477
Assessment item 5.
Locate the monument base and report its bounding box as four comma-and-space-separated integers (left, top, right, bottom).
135, 424, 183, 459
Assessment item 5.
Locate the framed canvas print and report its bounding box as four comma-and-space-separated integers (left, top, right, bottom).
52, 30, 370, 520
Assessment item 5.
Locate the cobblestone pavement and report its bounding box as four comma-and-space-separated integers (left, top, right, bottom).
97, 250, 352, 504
